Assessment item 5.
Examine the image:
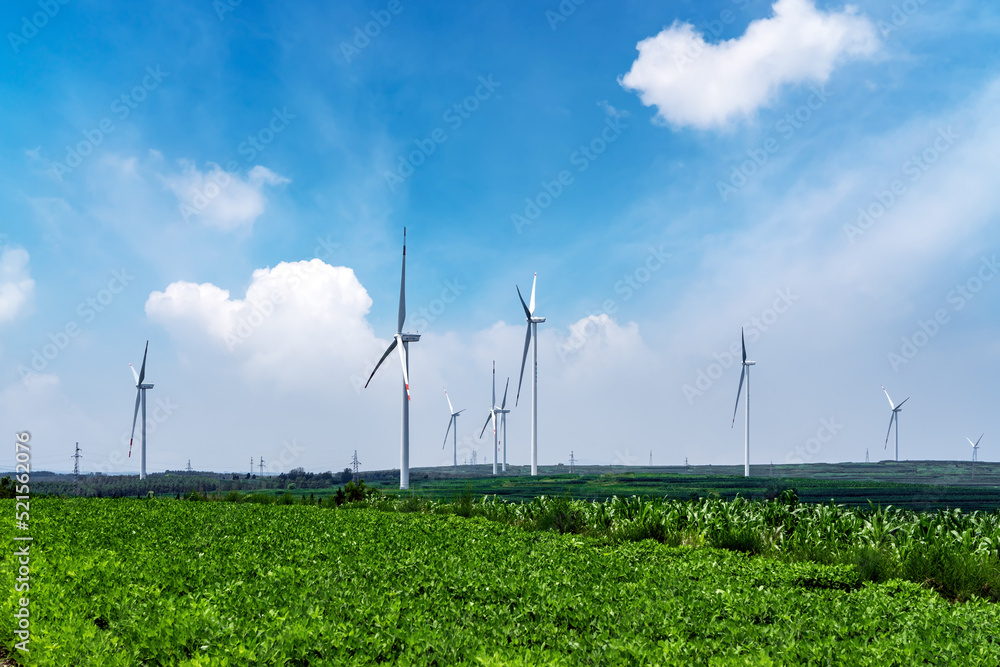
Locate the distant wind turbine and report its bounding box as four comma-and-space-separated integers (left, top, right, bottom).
479, 363, 509, 476
516, 273, 545, 476
731, 329, 755, 477
128, 341, 154, 481
968, 433, 984, 462
365, 228, 420, 490
441, 388, 465, 467
881, 386, 909, 462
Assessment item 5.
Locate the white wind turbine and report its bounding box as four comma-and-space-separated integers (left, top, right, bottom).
516, 273, 545, 476
479, 362, 509, 476
881, 385, 909, 462
128, 341, 154, 480
731, 329, 755, 478
441, 388, 465, 467
365, 228, 420, 490
968, 433, 984, 462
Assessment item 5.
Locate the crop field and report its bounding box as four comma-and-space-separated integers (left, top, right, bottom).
3, 498, 1000, 665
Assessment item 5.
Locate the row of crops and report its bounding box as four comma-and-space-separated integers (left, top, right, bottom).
345, 489, 1000, 602
3, 498, 1000, 665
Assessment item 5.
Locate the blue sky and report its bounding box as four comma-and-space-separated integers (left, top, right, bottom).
2, 0, 999, 475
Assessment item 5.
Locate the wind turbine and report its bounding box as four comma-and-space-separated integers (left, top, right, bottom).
365, 228, 420, 490
968, 433, 984, 462
731, 328, 755, 478
881, 386, 909, 462
479, 363, 509, 476
516, 273, 545, 476
128, 341, 154, 480
442, 388, 465, 467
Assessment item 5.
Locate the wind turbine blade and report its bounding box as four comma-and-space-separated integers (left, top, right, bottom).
529, 273, 537, 315
515, 324, 531, 406
741, 328, 746, 364
129, 363, 140, 385
731, 365, 745, 427
364, 338, 398, 389
396, 336, 411, 400
895, 397, 909, 410
881, 385, 895, 410
492, 361, 496, 407
516, 285, 531, 319
443, 418, 453, 449
976, 433, 984, 447
137, 341, 148, 385
443, 387, 455, 415
501, 377, 509, 410
480, 413, 493, 439
456, 408, 466, 415
884, 412, 896, 447
129, 388, 141, 458
967, 437, 976, 448
397, 228, 406, 332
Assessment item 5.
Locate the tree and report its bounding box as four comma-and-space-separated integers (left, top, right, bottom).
0, 476, 14, 499
340, 467, 353, 484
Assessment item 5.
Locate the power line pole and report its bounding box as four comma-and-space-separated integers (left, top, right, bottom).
259, 457, 265, 477
351, 450, 360, 483
865, 448, 869, 463
649, 450, 652, 466
72, 442, 82, 492
72, 442, 82, 479
186, 459, 192, 473
569, 450, 576, 473
250, 457, 254, 477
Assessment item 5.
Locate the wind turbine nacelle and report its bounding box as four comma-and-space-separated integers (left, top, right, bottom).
140, 384, 155, 389
530, 317, 546, 324
400, 333, 421, 342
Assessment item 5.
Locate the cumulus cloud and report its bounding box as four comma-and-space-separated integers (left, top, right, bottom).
146, 259, 376, 385
160, 161, 290, 231
0, 246, 35, 324
620, 0, 879, 129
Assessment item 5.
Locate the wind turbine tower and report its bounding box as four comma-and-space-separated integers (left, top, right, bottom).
365, 228, 420, 490
441, 388, 465, 467
968, 434, 984, 462
479, 363, 509, 476
881, 386, 909, 462
128, 341, 154, 480
731, 329, 755, 478
516, 273, 545, 476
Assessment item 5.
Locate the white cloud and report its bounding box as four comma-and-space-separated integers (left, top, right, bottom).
620, 0, 879, 129
0, 246, 35, 324
160, 161, 290, 232
146, 259, 377, 385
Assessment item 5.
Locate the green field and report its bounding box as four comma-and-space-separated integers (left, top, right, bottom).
3, 498, 1000, 665
363, 463, 1000, 511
